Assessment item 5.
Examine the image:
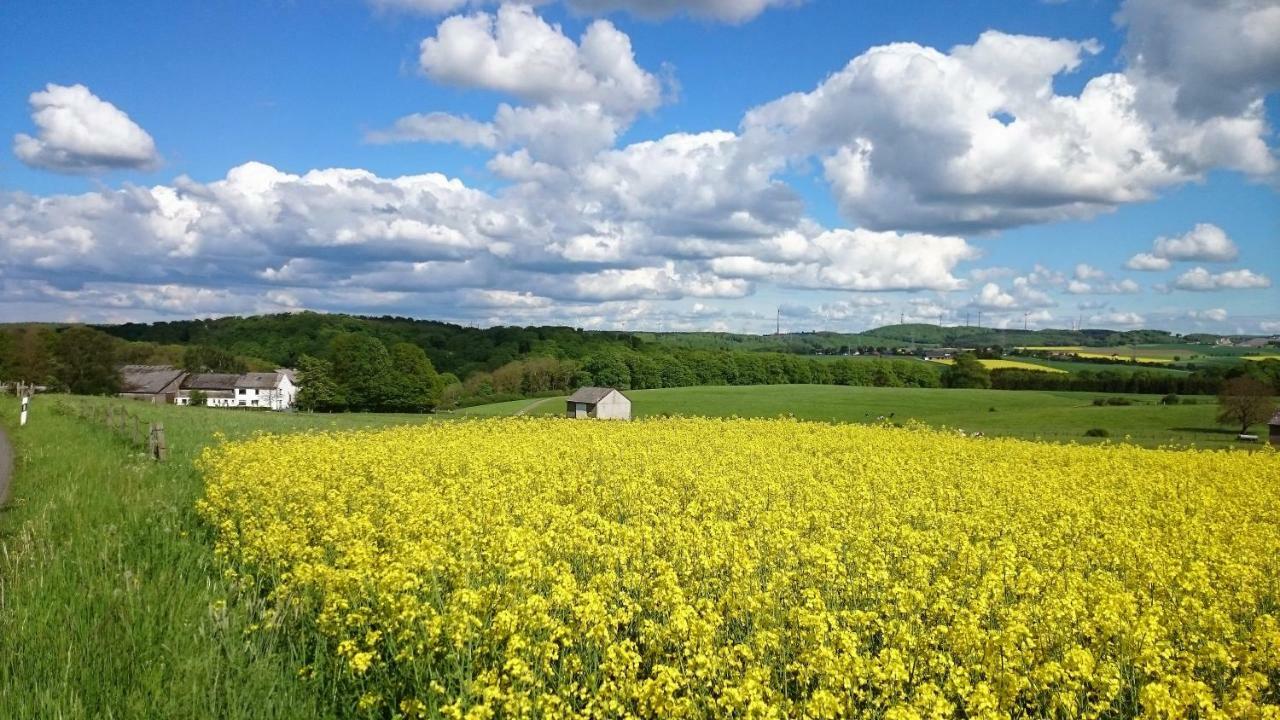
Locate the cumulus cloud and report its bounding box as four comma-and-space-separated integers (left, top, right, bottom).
1186, 307, 1229, 323
563, 0, 800, 22
13, 83, 160, 174
741, 29, 1275, 233
1172, 267, 1271, 291
1125, 223, 1240, 271
368, 0, 799, 22
1117, 0, 1280, 119
1124, 253, 1171, 271
418, 5, 660, 114
373, 5, 663, 165
968, 276, 1055, 311
1089, 310, 1146, 326
709, 228, 978, 292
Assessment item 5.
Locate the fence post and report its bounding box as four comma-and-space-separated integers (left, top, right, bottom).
149, 423, 168, 461
133, 415, 141, 447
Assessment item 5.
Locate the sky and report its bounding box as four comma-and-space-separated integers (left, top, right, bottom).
1, 0, 1278, 335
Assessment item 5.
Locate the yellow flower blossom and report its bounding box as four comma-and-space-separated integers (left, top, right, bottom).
197, 417, 1280, 718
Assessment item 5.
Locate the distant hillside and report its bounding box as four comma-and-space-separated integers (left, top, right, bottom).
89, 313, 1236, 377
855, 324, 1184, 348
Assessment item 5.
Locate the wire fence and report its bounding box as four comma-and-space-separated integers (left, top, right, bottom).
55, 400, 169, 461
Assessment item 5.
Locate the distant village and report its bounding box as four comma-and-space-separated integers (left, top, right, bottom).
118, 365, 299, 411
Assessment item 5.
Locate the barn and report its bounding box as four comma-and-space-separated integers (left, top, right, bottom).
1271, 410, 1280, 446
565, 387, 631, 420
118, 365, 186, 404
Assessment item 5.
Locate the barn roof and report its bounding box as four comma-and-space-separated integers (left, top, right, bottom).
119, 365, 186, 395
237, 372, 284, 389
182, 373, 240, 391
567, 386, 624, 404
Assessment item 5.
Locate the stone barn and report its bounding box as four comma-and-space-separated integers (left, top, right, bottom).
566, 387, 631, 420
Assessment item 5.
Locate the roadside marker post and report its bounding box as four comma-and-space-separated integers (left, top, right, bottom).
20, 394, 30, 427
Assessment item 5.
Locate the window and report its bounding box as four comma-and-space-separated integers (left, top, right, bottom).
237, 388, 245, 395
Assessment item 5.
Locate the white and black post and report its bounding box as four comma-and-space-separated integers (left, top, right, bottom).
20, 393, 30, 427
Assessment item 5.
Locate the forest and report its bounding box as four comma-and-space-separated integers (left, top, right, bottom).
2, 313, 1277, 411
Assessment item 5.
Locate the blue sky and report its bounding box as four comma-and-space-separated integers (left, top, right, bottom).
2, 0, 1277, 334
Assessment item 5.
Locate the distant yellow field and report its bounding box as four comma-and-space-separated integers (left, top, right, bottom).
930, 358, 1068, 373
1018, 346, 1174, 364
1242, 355, 1280, 362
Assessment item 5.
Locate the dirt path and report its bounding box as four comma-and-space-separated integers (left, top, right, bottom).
0, 425, 11, 508
515, 396, 559, 416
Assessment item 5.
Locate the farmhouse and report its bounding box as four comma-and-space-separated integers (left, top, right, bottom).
119, 365, 186, 404
123, 366, 299, 410
234, 371, 297, 410
1271, 410, 1280, 446
565, 387, 631, 420
176, 373, 239, 407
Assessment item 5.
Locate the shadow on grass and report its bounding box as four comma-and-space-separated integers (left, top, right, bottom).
1169, 427, 1243, 435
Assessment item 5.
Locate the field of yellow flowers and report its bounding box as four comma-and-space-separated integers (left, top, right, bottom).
198, 418, 1280, 719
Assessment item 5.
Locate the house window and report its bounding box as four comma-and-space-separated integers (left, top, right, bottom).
237, 388, 245, 395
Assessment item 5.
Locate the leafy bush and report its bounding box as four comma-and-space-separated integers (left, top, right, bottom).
1084, 427, 1110, 437
1105, 397, 1134, 406
1161, 393, 1181, 406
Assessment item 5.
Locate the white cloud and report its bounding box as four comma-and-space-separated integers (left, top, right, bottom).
1151, 223, 1239, 262
709, 228, 978, 292
564, 0, 799, 22
1124, 252, 1171, 271
13, 83, 160, 173
968, 277, 1056, 310
375, 5, 663, 166
1125, 223, 1240, 270
1074, 263, 1107, 281
366, 112, 499, 147
1173, 267, 1271, 291
741, 29, 1275, 233
1089, 310, 1146, 326
1186, 308, 1228, 323
368, 0, 799, 22
418, 5, 661, 115
1065, 266, 1141, 295
1117, 0, 1280, 119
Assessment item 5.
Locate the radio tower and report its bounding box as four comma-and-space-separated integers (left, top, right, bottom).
775, 307, 781, 336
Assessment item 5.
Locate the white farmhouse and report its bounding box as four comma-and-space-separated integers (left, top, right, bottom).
565, 387, 631, 420
234, 371, 298, 410
176, 373, 240, 407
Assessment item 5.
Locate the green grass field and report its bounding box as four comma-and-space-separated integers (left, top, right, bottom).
0, 396, 436, 720
503, 384, 1264, 449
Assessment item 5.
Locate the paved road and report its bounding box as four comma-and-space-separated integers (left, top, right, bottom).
0, 425, 11, 508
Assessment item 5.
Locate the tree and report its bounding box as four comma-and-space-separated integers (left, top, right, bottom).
182, 345, 247, 373
54, 326, 121, 395
328, 333, 396, 411
188, 389, 208, 407
942, 353, 992, 389
295, 355, 344, 412
387, 342, 440, 412
1216, 376, 1275, 434
7, 327, 56, 384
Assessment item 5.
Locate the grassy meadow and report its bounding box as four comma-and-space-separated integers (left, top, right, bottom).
0, 396, 433, 719
503, 384, 1261, 448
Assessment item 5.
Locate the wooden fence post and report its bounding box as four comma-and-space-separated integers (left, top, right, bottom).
149, 423, 168, 461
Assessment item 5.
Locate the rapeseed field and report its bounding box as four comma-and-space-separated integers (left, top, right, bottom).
198, 418, 1280, 719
